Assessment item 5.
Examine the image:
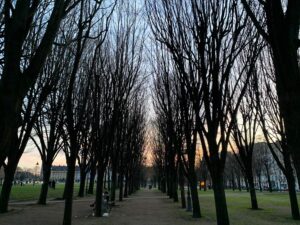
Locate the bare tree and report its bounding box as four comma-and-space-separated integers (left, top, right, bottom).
76, 95, 93, 198
224, 153, 240, 191
30, 44, 69, 205
151, 50, 179, 202
91, 44, 113, 216
241, 0, 300, 196
104, 1, 145, 204
124, 94, 147, 195
174, 67, 201, 217
0, 0, 80, 170
151, 124, 166, 193
89, 2, 145, 213
60, 1, 108, 224
255, 50, 300, 219
199, 157, 209, 191
147, 1, 262, 224
0, 0, 80, 213
229, 68, 260, 209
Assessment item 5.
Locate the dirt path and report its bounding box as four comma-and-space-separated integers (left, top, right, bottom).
0, 189, 202, 225
89, 189, 200, 225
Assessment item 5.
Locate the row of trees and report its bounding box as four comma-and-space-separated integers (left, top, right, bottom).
0, 1, 147, 225
148, 1, 299, 225
204, 148, 286, 193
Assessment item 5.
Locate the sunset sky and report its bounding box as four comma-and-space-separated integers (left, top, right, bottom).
19, 142, 66, 169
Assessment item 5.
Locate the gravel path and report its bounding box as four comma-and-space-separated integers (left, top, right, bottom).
0, 189, 202, 225
90, 189, 200, 225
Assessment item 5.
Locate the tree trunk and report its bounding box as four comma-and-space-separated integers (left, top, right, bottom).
179, 165, 186, 209
157, 175, 161, 190
212, 175, 230, 225
265, 164, 272, 192
0, 161, 18, 213
257, 174, 262, 192
172, 171, 178, 202
78, 166, 86, 197
88, 164, 96, 194
168, 154, 176, 199
0, 111, 18, 170
62, 184, 66, 199
190, 170, 201, 218
110, 164, 117, 203
85, 172, 89, 194
167, 168, 172, 198
294, 166, 300, 193
204, 178, 207, 191
94, 168, 104, 217
283, 152, 300, 220
268, 23, 300, 202
237, 175, 242, 191
297, 173, 300, 193
108, 172, 111, 191
129, 175, 134, 194
62, 158, 76, 225
38, 163, 51, 205
103, 170, 107, 189
119, 172, 124, 201
161, 176, 166, 193
231, 172, 236, 191
248, 175, 258, 210
124, 171, 128, 198
286, 174, 300, 220
286, 173, 300, 220
245, 177, 249, 192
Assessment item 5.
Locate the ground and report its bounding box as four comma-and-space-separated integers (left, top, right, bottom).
0, 188, 300, 225
9, 183, 79, 201
1, 189, 201, 225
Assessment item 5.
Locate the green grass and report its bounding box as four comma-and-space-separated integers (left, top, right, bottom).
6, 183, 86, 201
195, 190, 300, 225
4, 185, 300, 224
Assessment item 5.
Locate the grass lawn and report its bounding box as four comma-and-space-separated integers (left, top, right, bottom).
193, 190, 300, 225
3, 184, 300, 224
6, 183, 91, 201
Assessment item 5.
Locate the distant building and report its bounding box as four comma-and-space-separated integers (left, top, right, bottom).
253, 142, 299, 191
49, 165, 81, 182
223, 142, 299, 191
